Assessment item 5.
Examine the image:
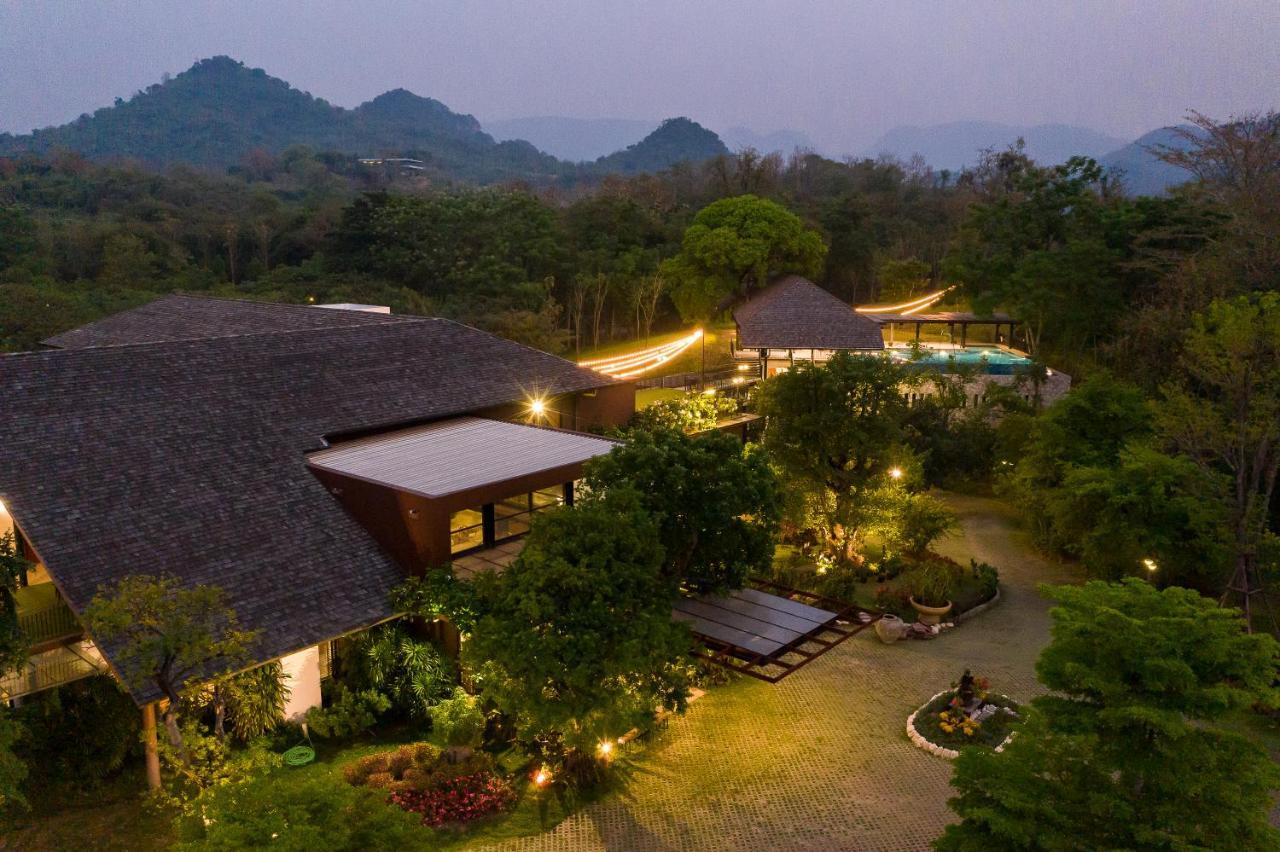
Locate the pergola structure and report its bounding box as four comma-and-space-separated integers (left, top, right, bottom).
675, 581, 878, 682
867, 311, 1020, 348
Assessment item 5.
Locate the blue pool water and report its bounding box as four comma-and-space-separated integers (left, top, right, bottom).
888, 346, 1033, 374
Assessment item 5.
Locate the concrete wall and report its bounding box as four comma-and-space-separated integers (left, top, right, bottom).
279, 646, 322, 721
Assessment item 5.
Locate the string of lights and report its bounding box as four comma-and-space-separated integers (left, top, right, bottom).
854, 286, 952, 316
578, 328, 704, 379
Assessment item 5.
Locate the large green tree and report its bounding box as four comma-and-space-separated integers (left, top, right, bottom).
662, 194, 827, 322
756, 352, 913, 561
464, 492, 690, 763
584, 428, 781, 593
939, 579, 1280, 851
1158, 293, 1280, 624
83, 575, 257, 761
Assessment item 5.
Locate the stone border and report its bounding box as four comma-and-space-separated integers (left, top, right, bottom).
954, 584, 1002, 625
906, 690, 1016, 761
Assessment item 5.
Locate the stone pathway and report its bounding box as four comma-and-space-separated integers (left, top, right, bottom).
479, 494, 1082, 852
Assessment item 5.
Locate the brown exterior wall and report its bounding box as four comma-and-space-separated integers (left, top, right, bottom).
474, 384, 635, 433
309, 457, 597, 574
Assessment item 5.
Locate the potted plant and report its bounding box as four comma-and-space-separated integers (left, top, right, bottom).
905, 562, 956, 625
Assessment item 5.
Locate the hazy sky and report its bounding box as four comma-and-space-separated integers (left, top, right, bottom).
2, 0, 1277, 154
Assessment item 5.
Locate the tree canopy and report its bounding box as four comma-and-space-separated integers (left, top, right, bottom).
584, 428, 781, 592
463, 492, 691, 756
662, 194, 827, 322
939, 579, 1280, 851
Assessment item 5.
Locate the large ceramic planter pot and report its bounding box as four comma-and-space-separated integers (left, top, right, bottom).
910, 597, 953, 626
874, 613, 906, 643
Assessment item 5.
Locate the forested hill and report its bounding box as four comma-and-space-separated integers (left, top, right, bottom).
592, 118, 729, 174
0, 57, 728, 183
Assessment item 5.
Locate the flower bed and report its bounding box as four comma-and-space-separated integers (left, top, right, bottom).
390, 770, 518, 828
344, 742, 517, 828
906, 681, 1020, 760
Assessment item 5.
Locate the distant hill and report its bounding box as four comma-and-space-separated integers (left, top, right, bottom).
592, 117, 729, 174
484, 116, 657, 162
870, 121, 1127, 171
1099, 125, 1200, 196
718, 126, 816, 155
0, 56, 569, 182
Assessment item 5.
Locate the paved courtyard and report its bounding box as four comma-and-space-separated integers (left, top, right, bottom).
482, 494, 1083, 852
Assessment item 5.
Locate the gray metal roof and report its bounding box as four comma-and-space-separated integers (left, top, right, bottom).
308, 417, 619, 498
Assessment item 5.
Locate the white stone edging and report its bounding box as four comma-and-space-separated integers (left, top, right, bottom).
906, 691, 1017, 761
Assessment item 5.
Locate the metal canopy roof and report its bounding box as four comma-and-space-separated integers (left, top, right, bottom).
307, 417, 618, 499
675, 582, 878, 682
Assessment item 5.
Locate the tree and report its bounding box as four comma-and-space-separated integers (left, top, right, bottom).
0, 532, 29, 675
662, 195, 827, 323
83, 575, 257, 761
0, 710, 26, 822
584, 428, 781, 592
219, 663, 290, 742
939, 580, 1280, 851
1158, 293, 1280, 626
464, 492, 690, 763
756, 352, 913, 561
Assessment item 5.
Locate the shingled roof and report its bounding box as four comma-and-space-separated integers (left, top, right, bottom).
734, 276, 884, 351
2, 309, 618, 703
43, 293, 405, 349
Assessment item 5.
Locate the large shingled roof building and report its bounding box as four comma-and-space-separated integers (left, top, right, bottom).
0, 296, 635, 764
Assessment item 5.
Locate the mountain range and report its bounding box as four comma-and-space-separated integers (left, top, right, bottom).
484, 116, 816, 162
0, 57, 1198, 195
0, 57, 728, 182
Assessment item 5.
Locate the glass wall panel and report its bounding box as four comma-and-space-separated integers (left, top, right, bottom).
450, 508, 484, 554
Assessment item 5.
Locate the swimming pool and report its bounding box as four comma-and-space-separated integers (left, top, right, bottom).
888, 345, 1034, 374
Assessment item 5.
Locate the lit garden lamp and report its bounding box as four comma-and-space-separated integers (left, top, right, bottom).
888, 467, 904, 481
527, 396, 548, 422
1142, 557, 1159, 575
533, 766, 552, 788
597, 740, 614, 761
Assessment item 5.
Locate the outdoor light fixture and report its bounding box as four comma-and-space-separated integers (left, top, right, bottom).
889, 467, 904, 480
528, 397, 547, 418
1142, 558, 1158, 572
534, 767, 552, 787
598, 740, 614, 758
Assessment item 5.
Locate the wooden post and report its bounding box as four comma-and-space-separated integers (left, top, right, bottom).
142, 702, 161, 791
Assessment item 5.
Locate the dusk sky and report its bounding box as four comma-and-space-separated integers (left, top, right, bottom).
2, 0, 1277, 154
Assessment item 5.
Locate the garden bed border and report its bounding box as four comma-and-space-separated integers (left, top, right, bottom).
906, 689, 1017, 760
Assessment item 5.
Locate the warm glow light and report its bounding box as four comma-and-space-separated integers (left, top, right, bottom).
855, 287, 953, 315
529, 398, 547, 417
737, 364, 751, 372
888, 467, 904, 480
0, 499, 6, 515
1142, 558, 1158, 573
534, 767, 552, 787
598, 741, 613, 757
702, 388, 717, 396
579, 329, 703, 379
732, 377, 745, 385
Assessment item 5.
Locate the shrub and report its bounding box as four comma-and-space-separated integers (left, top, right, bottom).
13, 675, 140, 786
346, 624, 455, 719
176, 771, 422, 849
223, 662, 290, 741
305, 685, 390, 739
893, 493, 958, 553
429, 688, 485, 748
903, 561, 961, 608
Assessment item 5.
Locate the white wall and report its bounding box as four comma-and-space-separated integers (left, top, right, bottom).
279, 646, 323, 721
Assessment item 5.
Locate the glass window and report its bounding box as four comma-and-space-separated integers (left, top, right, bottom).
450, 508, 484, 554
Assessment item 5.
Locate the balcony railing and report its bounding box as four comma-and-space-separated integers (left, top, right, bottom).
14, 583, 82, 646
0, 641, 107, 700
